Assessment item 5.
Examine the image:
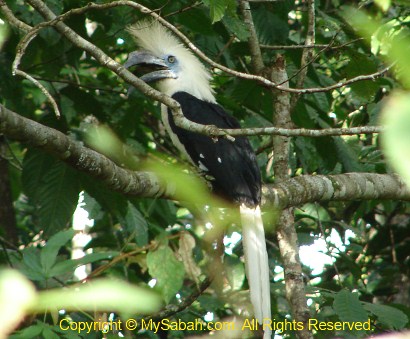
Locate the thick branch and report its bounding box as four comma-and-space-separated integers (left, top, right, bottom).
271, 56, 312, 339
1, 103, 408, 206
0, 104, 164, 198
263, 173, 410, 209
218, 124, 383, 137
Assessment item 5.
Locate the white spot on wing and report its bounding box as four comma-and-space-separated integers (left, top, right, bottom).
217, 157, 222, 163
200, 153, 205, 159
198, 160, 208, 172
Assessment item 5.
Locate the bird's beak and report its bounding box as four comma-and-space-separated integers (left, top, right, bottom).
124, 50, 177, 83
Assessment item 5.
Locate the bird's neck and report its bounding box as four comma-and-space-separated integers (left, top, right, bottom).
157, 77, 216, 103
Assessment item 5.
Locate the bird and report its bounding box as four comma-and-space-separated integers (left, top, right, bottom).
124, 20, 272, 338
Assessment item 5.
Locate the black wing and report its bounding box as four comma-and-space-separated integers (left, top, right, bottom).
168, 92, 261, 207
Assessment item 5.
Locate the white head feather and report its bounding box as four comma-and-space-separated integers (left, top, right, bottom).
127, 20, 215, 103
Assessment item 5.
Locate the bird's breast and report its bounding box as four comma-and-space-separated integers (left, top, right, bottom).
161, 104, 193, 164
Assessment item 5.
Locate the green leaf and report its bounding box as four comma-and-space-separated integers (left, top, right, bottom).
40, 326, 60, 339
37, 161, 81, 234
332, 136, 363, 173
253, 7, 289, 44
22, 149, 56, 202
222, 15, 250, 41
147, 243, 185, 303
333, 289, 368, 323
9, 324, 43, 339
20, 247, 45, 281
60, 96, 76, 123
198, 294, 225, 312
342, 51, 379, 101
49, 251, 119, 277
304, 105, 364, 172
345, 8, 410, 88
40, 229, 75, 277
82, 192, 103, 220
363, 303, 408, 329
120, 202, 148, 247
32, 279, 162, 315
294, 137, 321, 171
203, 0, 234, 23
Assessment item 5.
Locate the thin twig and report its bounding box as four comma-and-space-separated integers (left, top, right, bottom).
20, 1, 391, 95
215, 35, 235, 62
260, 38, 364, 50
18, 0, 389, 140
33, 76, 125, 94
11, 21, 61, 117
315, 203, 342, 286
239, 0, 264, 73
291, 0, 316, 107
164, 1, 201, 17
13, 69, 61, 117
141, 278, 212, 322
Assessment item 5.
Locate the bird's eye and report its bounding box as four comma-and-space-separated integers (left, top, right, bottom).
167, 55, 176, 64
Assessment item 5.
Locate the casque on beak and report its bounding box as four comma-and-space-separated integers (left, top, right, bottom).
124, 50, 177, 83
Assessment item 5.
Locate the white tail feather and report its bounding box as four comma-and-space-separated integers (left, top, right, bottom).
240, 204, 272, 339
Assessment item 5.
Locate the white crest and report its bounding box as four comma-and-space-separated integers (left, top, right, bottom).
127, 20, 216, 103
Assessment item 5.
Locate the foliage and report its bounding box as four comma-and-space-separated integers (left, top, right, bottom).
0, 0, 409, 338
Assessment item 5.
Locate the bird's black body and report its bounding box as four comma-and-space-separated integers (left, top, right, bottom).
125, 21, 272, 337
168, 92, 261, 207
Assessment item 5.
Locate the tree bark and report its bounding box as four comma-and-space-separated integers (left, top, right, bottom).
271, 56, 313, 339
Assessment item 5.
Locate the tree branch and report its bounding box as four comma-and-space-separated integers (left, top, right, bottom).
20, 0, 228, 141
13, 69, 61, 117
142, 278, 212, 322
270, 56, 312, 339
20, 0, 391, 96
1, 103, 408, 207
260, 38, 364, 50
0, 0, 32, 33
264, 173, 410, 209
239, 0, 264, 73
0, 103, 165, 198
10, 1, 382, 140
291, 0, 316, 109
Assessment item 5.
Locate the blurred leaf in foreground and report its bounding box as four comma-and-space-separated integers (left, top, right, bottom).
381, 92, 410, 187
32, 279, 162, 315
0, 270, 37, 338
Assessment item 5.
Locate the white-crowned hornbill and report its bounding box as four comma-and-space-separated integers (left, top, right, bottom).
124, 20, 271, 338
